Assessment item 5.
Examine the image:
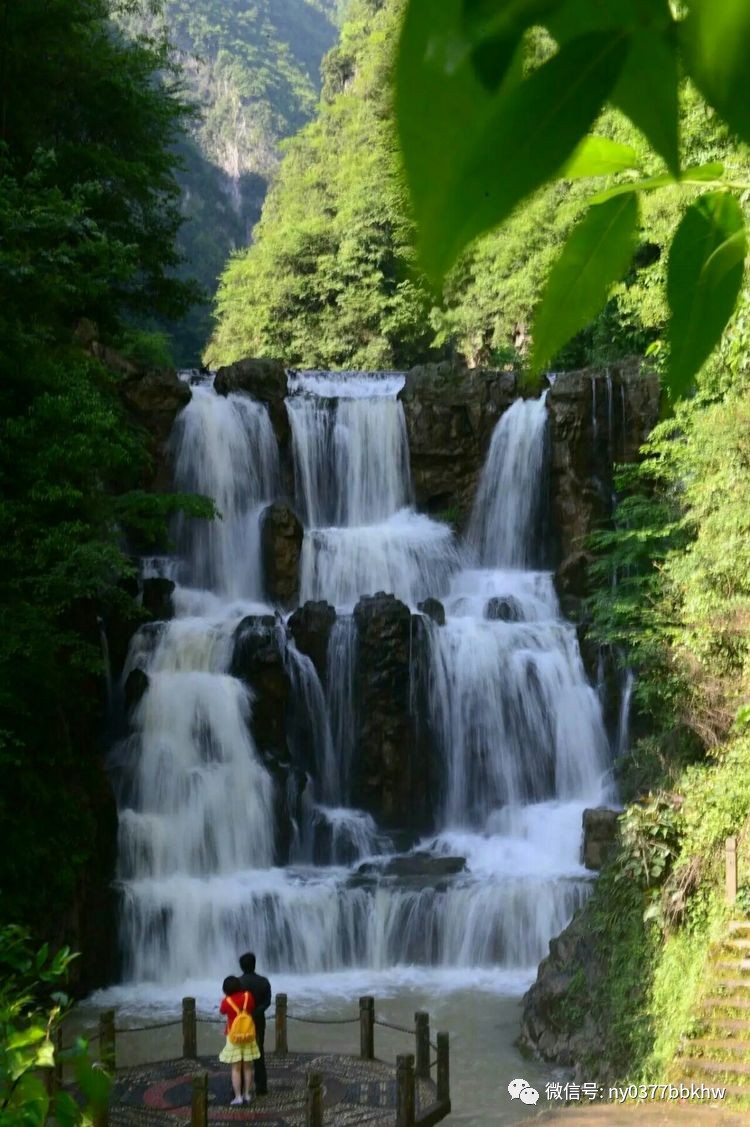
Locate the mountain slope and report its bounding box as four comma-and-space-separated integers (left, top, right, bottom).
122, 0, 342, 362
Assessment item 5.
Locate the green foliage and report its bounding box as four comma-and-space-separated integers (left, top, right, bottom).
532, 192, 639, 372
207, 0, 437, 369
120, 0, 341, 363
0, 0, 211, 935
396, 0, 750, 397
0, 926, 107, 1127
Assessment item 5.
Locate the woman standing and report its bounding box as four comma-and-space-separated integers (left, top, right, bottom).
219, 975, 260, 1105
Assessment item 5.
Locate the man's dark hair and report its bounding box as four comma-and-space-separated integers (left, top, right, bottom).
239, 952, 256, 974
223, 975, 242, 995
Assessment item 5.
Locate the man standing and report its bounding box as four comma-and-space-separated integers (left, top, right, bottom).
238, 952, 271, 1096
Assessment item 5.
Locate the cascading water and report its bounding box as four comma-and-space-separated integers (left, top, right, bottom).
106, 369, 612, 1010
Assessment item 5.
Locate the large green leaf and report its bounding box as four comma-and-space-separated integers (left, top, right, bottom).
564, 135, 641, 178
461, 0, 561, 90
396, 15, 630, 282
613, 27, 679, 176
547, 0, 672, 43
666, 191, 747, 398
532, 192, 639, 373
682, 0, 750, 148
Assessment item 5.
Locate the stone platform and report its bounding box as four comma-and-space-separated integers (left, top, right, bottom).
109, 1053, 445, 1127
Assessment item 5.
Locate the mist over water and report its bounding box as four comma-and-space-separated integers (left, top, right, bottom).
105, 369, 610, 1011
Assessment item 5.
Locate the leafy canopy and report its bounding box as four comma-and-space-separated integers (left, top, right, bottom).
396, 0, 750, 398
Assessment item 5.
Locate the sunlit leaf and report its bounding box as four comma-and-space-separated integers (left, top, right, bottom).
396, 13, 629, 282
589, 162, 724, 204
666, 191, 747, 399
613, 27, 679, 176
547, 0, 672, 43
563, 135, 641, 178
532, 192, 639, 373
682, 0, 750, 148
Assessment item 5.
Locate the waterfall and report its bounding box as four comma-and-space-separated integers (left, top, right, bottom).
171, 376, 279, 599
467, 395, 549, 567
107, 370, 612, 1007
326, 617, 358, 803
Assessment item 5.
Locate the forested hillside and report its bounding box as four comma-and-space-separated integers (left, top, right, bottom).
208, 0, 748, 373
121, 0, 342, 362
0, 0, 211, 964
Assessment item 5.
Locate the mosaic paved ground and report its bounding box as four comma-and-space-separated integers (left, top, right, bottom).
109, 1052, 443, 1127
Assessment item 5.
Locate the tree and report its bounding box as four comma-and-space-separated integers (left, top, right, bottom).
395, 0, 750, 398
0, 0, 210, 937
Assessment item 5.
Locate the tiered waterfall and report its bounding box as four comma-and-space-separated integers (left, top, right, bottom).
108, 370, 611, 1006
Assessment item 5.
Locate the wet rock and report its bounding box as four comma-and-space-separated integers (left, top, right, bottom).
141, 577, 174, 621
519, 902, 613, 1081
118, 366, 191, 492
288, 600, 336, 683
352, 593, 431, 830
400, 362, 520, 525
582, 807, 620, 870
486, 596, 522, 622
547, 361, 661, 568
214, 357, 289, 447
417, 597, 446, 626
124, 668, 149, 713
555, 551, 592, 600
230, 615, 290, 762
261, 502, 303, 609
358, 852, 467, 879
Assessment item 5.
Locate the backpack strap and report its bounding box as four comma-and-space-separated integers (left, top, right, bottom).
226, 996, 240, 1016
241, 992, 249, 1014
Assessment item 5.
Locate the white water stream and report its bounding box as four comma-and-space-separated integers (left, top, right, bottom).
101, 372, 612, 1114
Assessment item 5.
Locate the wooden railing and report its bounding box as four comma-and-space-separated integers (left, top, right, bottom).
63, 995, 451, 1127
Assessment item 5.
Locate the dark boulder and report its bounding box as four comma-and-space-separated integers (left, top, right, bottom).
351, 594, 431, 830
582, 807, 620, 870
141, 577, 175, 622
486, 596, 522, 622
214, 358, 289, 448
288, 600, 337, 683
358, 852, 466, 879
124, 668, 149, 713
261, 503, 303, 609
230, 615, 291, 763
417, 597, 446, 627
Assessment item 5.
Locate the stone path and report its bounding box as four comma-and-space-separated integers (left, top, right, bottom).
109, 1053, 444, 1127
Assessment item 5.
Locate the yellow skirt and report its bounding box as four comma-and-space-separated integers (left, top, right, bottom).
219, 1036, 260, 1064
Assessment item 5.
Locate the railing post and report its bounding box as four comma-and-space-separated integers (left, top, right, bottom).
305, 1071, 324, 1127
359, 996, 374, 1060
182, 997, 197, 1059
414, 1011, 430, 1081
275, 993, 288, 1054
727, 836, 738, 904
99, 1010, 116, 1072
436, 1032, 450, 1103
191, 1072, 208, 1127
396, 1054, 415, 1127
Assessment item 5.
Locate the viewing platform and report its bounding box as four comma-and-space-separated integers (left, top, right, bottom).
60, 995, 451, 1127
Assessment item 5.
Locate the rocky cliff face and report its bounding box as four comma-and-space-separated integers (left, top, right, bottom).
547, 360, 660, 569
399, 362, 521, 523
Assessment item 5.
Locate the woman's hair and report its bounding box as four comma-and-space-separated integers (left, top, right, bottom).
223, 975, 242, 995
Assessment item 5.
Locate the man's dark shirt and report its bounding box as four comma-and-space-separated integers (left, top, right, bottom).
238, 970, 271, 1015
